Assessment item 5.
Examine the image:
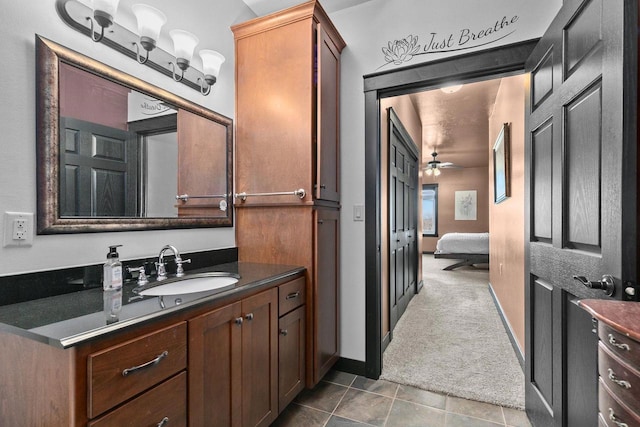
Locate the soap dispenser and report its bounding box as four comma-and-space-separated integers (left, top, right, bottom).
103, 245, 123, 290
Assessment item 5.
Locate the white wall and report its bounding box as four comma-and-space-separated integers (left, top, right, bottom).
1, 0, 561, 362
329, 0, 560, 361
0, 0, 255, 275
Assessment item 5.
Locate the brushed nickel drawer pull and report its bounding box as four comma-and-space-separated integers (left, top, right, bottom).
157, 416, 169, 427
286, 291, 300, 300
245, 313, 254, 321
609, 334, 631, 351
280, 329, 288, 336
609, 408, 629, 427
608, 368, 632, 389
122, 351, 168, 377
235, 317, 244, 325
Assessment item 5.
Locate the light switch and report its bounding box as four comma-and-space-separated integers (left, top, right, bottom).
353, 204, 364, 222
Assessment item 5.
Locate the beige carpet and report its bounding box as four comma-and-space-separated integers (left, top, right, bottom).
380, 255, 525, 409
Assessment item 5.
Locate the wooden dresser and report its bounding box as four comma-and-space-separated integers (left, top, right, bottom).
579, 300, 640, 427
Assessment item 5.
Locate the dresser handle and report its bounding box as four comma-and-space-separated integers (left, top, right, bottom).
609, 408, 629, 427
609, 334, 631, 351
286, 291, 300, 300
608, 368, 632, 389
157, 417, 169, 427
122, 351, 168, 377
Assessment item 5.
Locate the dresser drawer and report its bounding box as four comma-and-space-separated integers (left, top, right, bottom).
279, 277, 305, 316
599, 342, 640, 414
599, 377, 640, 427
87, 322, 187, 418
89, 372, 187, 427
599, 323, 640, 367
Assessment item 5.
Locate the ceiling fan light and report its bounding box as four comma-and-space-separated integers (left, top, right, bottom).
426, 168, 433, 176
433, 168, 441, 176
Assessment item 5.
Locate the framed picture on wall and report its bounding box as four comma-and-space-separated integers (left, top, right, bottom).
454, 190, 477, 220
493, 122, 511, 204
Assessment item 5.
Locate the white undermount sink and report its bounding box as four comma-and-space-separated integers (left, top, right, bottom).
138, 272, 240, 296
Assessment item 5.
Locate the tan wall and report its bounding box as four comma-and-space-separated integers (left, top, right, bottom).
488, 75, 526, 353
380, 97, 423, 340
422, 167, 490, 252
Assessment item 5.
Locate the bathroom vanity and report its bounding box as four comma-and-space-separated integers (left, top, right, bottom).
0, 262, 305, 426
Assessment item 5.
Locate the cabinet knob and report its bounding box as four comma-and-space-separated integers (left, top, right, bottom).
320, 184, 327, 189
280, 329, 288, 336
245, 313, 254, 321
235, 317, 243, 325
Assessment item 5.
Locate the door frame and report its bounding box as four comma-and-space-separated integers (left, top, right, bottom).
363, 39, 539, 379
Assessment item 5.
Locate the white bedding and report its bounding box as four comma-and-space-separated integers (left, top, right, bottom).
435, 232, 489, 254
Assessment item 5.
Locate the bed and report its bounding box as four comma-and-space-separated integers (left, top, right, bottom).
434, 232, 489, 270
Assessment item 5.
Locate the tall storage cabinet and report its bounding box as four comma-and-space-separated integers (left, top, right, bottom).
232, 0, 345, 387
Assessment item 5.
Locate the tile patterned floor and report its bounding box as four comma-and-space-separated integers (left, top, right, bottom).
272, 370, 532, 427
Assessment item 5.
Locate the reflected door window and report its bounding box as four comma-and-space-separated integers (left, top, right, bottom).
422, 184, 438, 236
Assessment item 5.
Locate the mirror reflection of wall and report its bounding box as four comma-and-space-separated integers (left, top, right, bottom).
144, 132, 178, 217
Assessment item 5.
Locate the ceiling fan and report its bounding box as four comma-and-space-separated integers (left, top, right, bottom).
424, 151, 462, 176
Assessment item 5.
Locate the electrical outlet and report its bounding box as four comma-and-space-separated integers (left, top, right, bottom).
4, 212, 34, 247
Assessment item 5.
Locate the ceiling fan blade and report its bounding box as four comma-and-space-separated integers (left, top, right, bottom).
438, 162, 463, 169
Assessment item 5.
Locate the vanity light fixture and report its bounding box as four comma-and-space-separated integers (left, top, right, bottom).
56, 0, 224, 95
198, 50, 225, 95
169, 29, 199, 82
88, 0, 120, 42
131, 3, 167, 64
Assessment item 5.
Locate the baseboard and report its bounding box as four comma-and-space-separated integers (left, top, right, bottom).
333, 357, 367, 377
417, 279, 424, 293
488, 283, 524, 370
382, 331, 391, 352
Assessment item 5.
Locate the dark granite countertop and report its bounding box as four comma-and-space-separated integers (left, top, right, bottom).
0, 262, 305, 349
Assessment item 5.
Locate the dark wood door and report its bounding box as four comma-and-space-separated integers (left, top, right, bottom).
388, 107, 419, 333
524, 0, 637, 426
60, 117, 137, 217
241, 289, 278, 427
188, 302, 243, 427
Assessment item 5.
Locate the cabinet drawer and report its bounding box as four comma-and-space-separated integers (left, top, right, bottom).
279, 277, 305, 316
599, 323, 640, 367
599, 342, 640, 414
89, 372, 187, 427
88, 322, 187, 418
599, 378, 640, 427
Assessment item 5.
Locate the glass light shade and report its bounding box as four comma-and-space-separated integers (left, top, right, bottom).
426, 168, 433, 176
93, 0, 120, 18
170, 30, 199, 63
199, 50, 225, 78
433, 168, 441, 176
131, 4, 167, 43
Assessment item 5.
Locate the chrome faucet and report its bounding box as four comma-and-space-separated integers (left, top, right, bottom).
156, 245, 191, 280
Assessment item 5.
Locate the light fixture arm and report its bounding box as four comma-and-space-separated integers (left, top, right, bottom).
133, 42, 150, 64
170, 62, 185, 82
86, 17, 106, 42
198, 77, 211, 95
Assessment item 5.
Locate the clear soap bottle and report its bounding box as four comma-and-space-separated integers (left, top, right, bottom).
103, 245, 123, 290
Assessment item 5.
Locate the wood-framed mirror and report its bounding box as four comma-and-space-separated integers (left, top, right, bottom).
36, 35, 233, 233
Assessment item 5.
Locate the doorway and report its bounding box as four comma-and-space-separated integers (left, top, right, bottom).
363, 40, 538, 379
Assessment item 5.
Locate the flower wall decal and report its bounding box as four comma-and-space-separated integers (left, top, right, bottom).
382, 35, 421, 65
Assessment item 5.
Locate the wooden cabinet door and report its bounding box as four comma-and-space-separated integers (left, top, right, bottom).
241, 288, 278, 427
316, 24, 340, 203
189, 302, 243, 427
279, 306, 306, 412
313, 207, 340, 384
